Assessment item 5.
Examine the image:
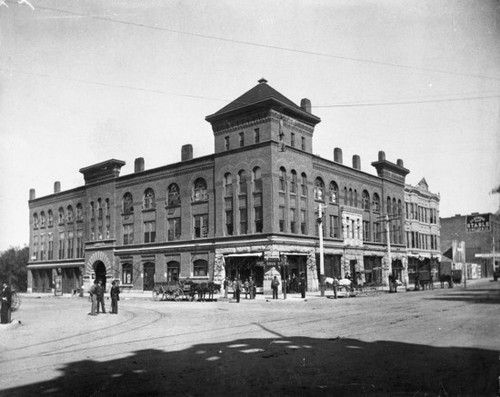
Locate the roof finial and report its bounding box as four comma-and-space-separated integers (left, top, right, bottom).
258, 78, 268, 84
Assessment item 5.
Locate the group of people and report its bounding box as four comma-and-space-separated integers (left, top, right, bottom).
270, 273, 307, 299
224, 277, 256, 303
88, 280, 121, 315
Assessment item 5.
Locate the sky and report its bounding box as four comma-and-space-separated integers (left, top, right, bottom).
1, 0, 499, 251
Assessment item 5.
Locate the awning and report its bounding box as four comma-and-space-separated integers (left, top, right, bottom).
27, 262, 84, 270
224, 253, 262, 258
280, 252, 309, 256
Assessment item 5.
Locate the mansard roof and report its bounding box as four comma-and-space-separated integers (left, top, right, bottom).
205, 78, 321, 126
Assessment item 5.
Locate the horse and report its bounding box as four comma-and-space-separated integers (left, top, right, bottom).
207, 282, 221, 300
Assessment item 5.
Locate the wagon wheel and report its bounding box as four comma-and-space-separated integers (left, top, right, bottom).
152, 287, 162, 301
174, 288, 184, 301
11, 291, 21, 312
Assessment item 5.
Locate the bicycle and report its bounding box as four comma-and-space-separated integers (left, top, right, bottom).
10, 290, 21, 312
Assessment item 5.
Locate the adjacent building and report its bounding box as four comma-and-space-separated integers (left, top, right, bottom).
27, 79, 411, 294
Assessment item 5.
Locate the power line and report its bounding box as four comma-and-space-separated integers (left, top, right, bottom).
34, 4, 500, 83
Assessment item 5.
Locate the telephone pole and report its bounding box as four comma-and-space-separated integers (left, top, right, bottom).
377, 213, 400, 285
317, 203, 326, 297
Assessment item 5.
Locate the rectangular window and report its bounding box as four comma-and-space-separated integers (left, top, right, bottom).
290, 208, 296, 233
167, 218, 181, 241
224, 136, 230, 151
40, 235, 45, 261
48, 233, 53, 260
105, 216, 110, 239
363, 221, 370, 241
226, 210, 233, 235
291, 133, 295, 147
301, 137, 306, 151
279, 206, 285, 232
33, 236, 38, 261
194, 214, 208, 238
67, 232, 74, 259
123, 224, 134, 245
76, 230, 83, 258
144, 221, 156, 243
239, 132, 244, 147
59, 232, 65, 259
240, 208, 247, 234
301, 210, 306, 234
330, 215, 340, 238
254, 206, 263, 233
373, 222, 381, 242
122, 264, 133, 285
254, 128, 260, 143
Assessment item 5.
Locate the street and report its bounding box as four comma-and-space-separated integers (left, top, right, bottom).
1, 279, 499, 396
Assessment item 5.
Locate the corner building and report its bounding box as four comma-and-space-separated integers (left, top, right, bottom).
27, 79, 410, 294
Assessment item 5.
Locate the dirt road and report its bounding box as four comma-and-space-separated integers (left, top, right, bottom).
1, 279, 499, 396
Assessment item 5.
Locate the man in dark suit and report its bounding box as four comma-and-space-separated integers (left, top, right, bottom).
1, 283, 12, 324
96, 280, 106, 314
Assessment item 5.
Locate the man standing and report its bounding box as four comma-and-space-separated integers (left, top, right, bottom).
1, 283, 12, 324
248, 277, 255, 300
271, 276, 280, 299
110, 280, 120, 314
96, 280, 106, 314
234, 278, 241, 303
89, 281, 97, 316
299, 273, 307, 299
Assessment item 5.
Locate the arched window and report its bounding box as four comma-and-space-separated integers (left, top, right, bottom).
58, 207, 65, 224
290, 170, 297, 194
398, 199, 402, 216
393, 198, 397, 215
47, 210, 54, 227
373, 193, 380, 212
349, 188, 354, 206
40, 211, 46, 227
143, 188, 155, 209
97, 198, 102, 219
123, 193, 134, 214
167, 183, 181, 206
166, 261, 180, 282
193, 259, 208, 277
76, 203, 83, 221
301, 173, 307, 196
329, 181, 338, 204
224, 173, 233, 196
238, 170, 247, 195
67, 205, 74, 222
387, 196, 392, 215
279, 167, 286, 192
314, 177, 324, 201
354, 189, 358, 207
33, 213, 39, 229
193, 178, 208, 202
253, 167, 262, 192
362, 190, 370, 210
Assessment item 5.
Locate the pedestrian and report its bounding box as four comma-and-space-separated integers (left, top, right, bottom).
89, 280, 97, 316
96, 280, 106, 314
234, 278, 241, 303
110, 280, 120, 314
1, 283, 12, 324
244, 278, 249, 299
271, 276, 280, 299
299, 273, 306, 298
223, 277, 229, 299
248, 277, 255, 300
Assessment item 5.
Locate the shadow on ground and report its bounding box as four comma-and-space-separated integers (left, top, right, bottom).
2, 335, 498, 396
424, 286, 500, 304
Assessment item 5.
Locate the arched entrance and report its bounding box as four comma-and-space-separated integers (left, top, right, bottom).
143, 262, 155, 291
94, 261, 107, 289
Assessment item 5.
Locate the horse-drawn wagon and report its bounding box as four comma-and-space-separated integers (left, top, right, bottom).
152, 279, 221, 302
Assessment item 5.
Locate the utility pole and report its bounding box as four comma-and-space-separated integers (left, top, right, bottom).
377, 213, 400, 285
317, 203, 326, 297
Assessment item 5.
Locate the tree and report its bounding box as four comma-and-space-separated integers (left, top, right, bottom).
0, 246, 29, 292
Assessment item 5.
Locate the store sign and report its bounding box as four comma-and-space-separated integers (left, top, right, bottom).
466, 214, 490, 232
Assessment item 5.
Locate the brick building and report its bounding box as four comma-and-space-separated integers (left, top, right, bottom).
440, 212, 500, 279
404, 178, 441, 285
27, 79, 411, 294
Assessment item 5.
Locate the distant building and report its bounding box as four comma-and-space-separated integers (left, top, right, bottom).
404, 178, 441, 285
27, 79, 411, 295
440, 212, 500, 279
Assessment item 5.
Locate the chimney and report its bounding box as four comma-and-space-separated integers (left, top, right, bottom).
182, 144, 193, 161
54, 181, 61, 194
134, 157, 145, 173
29, 188, 36, 200
397, 159, 404, 167
353, 155, 361, 170
378, 151, 386, 161
300, 98, 311, 113
334, 147, 343, 164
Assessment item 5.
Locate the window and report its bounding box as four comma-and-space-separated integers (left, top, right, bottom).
373, 193, 380, 212
167, 183, 181, 207
300, 210, 306, 234
363, 221, 370, 241
387, 196, 392, 215
33, 213, 39, 229
291, 132, 295, 147
253, 167, 262, 192
224, 136, 230, 151
193, 259, 208, 277
290, 170, 297, 194
97, 199, 103, 219
144, 221, 156, 243
301, 136, 306, 151
290, 208, 296, 233
76, 230, 83, 258
393, 198, 397, 215
349, 189, 354, 206
143, 188, 155, 209
373, 222, 381, 242
194, 214, 208, 238
67, 206, 74, 223
279, 206, 285, 232
254, 205, 263, 233
48, 233, 53, 260
301, 173, 307, 196
58, 207, 65, 224
123, 193, 134, 214
238, 170, 247, 195
224, 173, 233, 196
167, 218, 181, 241
76, 203, 83, 221
240, 207, 247, 234
33, 236, 38, 261
226, 207, 233, 235
254, 128, 260, 143
40, 211, 46, 228
330, 215, 340, 238
48, 210, 53, 227
239, 132, 244, 147
193, 178, 208, 202
329, 182, 338, 204
314, 178, 324, 201
123, 224, 134, 245
58, 232, 65, 259
122, 263, 133, 284
67, 231, 74, 259
279, 167, 286, 192
167, 261, 180, 282
39, 235, 45, 260
362, 190, 370, 210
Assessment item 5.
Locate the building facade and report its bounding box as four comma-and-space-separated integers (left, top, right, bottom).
404, 178, 441, 285
27, 79, 411, 294
440, 212, 500, 279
